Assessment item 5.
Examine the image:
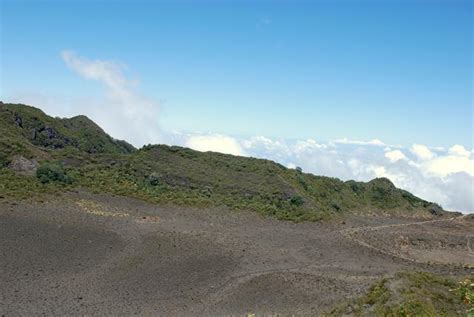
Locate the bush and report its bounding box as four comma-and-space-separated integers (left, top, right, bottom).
200, 186, 212, 198
455, 277, 474, 308
331, 201, 341, 211
289, 195, 304, 206
36, 162, 72, 184
0, 154, 8, 168
147, 172, 160, 186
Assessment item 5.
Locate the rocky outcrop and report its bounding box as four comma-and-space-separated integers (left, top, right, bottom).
9, 155, 39, 176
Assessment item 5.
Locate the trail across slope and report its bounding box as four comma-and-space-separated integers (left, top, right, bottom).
340, 215, 473, 265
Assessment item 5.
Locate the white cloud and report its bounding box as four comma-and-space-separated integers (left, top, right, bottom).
61, 50, 160, 147
384, 150, 407, 163
61, 51, 128, 91
424, 155, 474, 177
411, 144, 434, 160
294, 139, 327, 152
185, 134, 245, 156
448, 144, 471, 157
242, 136, 288, 153
334, 138, 385, 146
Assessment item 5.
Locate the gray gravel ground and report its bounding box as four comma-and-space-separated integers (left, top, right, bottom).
0, 191, 472, 316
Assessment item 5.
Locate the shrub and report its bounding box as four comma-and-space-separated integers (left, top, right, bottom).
454, 277, 474, 308
0, 154, 8, 168
147, 172, 160, 186
36, 162, 72, 184
141, 144, 153, 151
331, 201, 341, 211
347, 180, 364, 194
289, 195, 304, 206
200, 186, 213, 198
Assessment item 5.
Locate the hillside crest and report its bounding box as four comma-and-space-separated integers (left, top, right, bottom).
0, 102, 445, 220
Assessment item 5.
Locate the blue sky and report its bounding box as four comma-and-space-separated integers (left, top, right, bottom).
1, 0, 473, 212
1, 0, 472, 148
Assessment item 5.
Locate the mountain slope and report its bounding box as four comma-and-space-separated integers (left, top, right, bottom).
0, 102, 445, 220
0, 102, 135, 161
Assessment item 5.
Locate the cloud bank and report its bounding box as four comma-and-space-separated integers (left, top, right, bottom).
185, 134, 245, 156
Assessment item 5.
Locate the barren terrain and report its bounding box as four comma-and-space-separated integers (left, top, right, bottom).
1, 192, 472, 315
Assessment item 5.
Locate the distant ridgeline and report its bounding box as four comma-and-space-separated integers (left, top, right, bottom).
0, 102, 445, 221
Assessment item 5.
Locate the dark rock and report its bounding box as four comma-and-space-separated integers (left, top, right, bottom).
429, 204, 444, 216
14, 114, 23, 128
41, 126, 60, 139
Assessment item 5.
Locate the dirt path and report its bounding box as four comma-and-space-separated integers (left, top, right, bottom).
340, 216, 474, 264
341, 216, 456, 234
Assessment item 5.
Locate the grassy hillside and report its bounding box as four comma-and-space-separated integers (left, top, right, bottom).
327, 272, 473, 316
0, 102, 135, 162
0, 102, 444, 221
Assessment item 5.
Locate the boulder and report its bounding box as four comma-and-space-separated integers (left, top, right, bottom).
9, 155, 39, 176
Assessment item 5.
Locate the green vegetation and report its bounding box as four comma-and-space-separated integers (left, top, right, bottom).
0, 102, 444, 221
0, 168, 67, 200
327, 272, 474, 316
0, 152, 8, 168
0, 102, 134, 160
36, 162, 73, 184
456, 277, 474, 316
